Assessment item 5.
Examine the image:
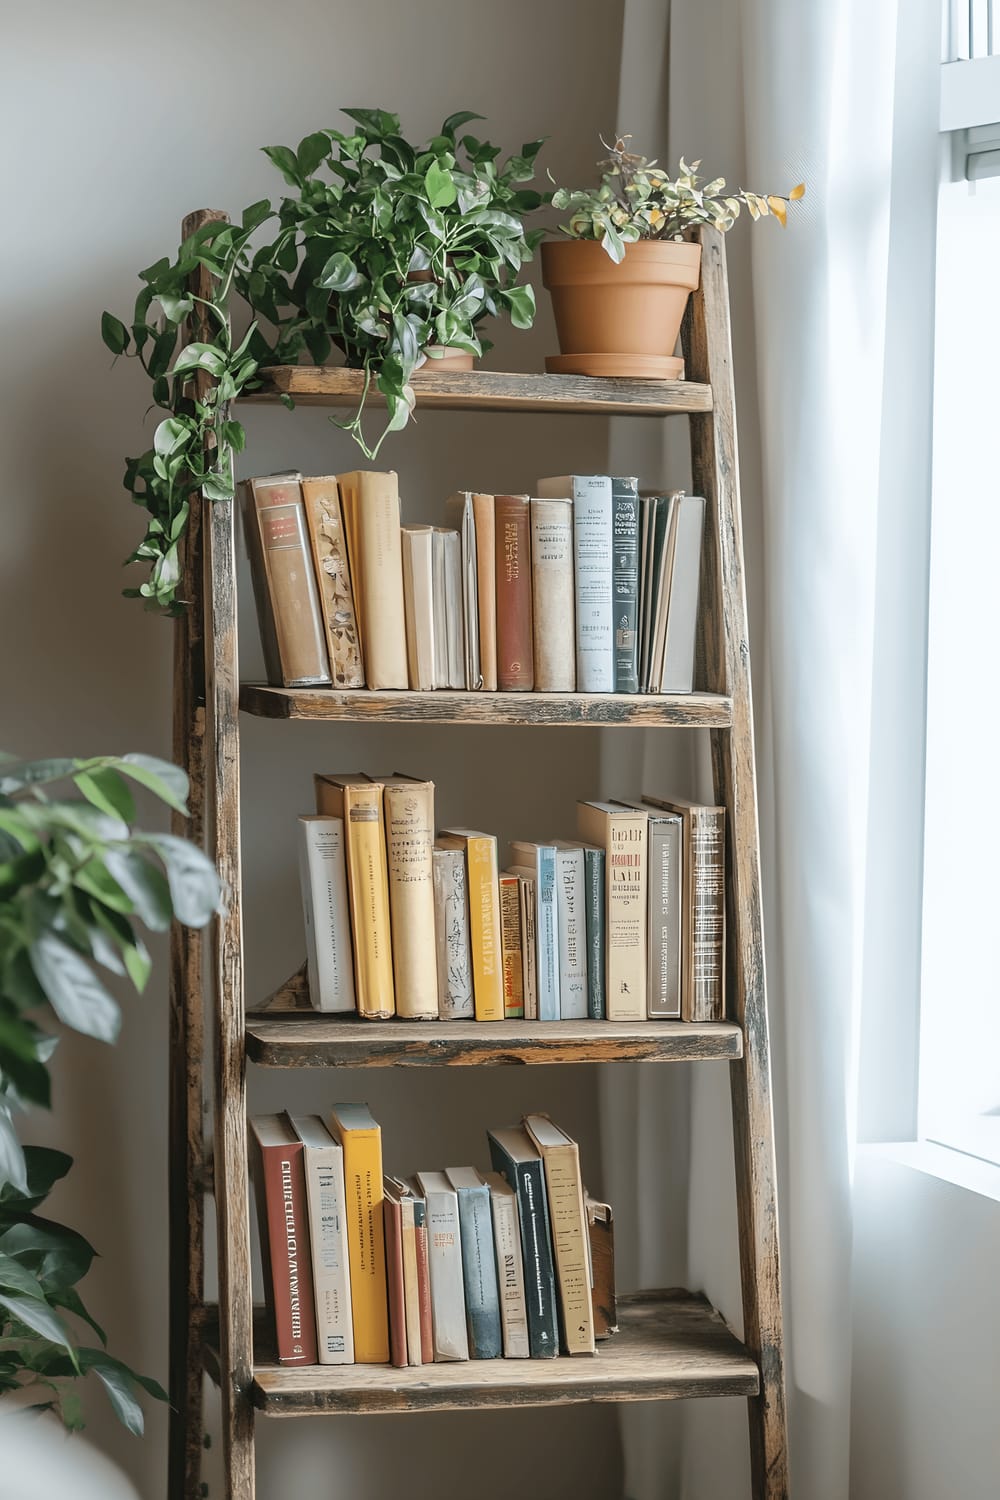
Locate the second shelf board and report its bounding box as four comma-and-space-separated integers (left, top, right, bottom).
203, 1291, 757, 1416
244, 1014, 743, 1068
239, 683, 733, 728
243, 364, 714, 417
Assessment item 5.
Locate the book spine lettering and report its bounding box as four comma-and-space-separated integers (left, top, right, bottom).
489, 1187, 530, 1358
690, 808, 726, 1021
343, 786, 395, 1019
519, 875, 538, 1021
572, 476, 614, 692
432, 848, 475, 1020
529, 1139, 594, 1355
302, 1143, 353, 1364
411, 1197, 434, 1363
499, 875, 525, 1019
260, 1142, 318, 1365
423, 1188, 469, 1361
583, 847, 606, 1020
611, 478, 640, 693
466, 838, 504, 1021
301, 478, 364, 687
487, 1147, 558, 1359
648, 818, 682, 1017
455, 1184, 502, 1359
297, 818, 356, 1014
536, 850, 560, 1022
339, 1127, 389, 1363
530, 498, 576, 691
555, 849, 587, 1020
253, 479, 331, 687
494, 495, 534, 690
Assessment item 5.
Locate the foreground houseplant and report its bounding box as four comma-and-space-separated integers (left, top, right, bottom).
102, 108, 545, 613
543, 137, 804, 377
0, 753, 220, 1431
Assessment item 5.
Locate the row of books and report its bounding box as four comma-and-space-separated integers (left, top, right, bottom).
241, 469, 705, 696
301, 773, 725, 1024
250, 1106, 615, 1368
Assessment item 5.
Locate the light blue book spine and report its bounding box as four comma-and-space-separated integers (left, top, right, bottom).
535, 847, 560, 1022
571, 475, 614, 692
583, 847, 606, 1020
454, 1180, 502, 1359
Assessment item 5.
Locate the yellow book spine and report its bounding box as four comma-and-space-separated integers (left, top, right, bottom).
338, 1126, 389, 1363
344, 785, 395, 1019
383, 781, 439, 1019
467, 837, 504, 1021
534, 1141, 594, 1355
499, 875, 525, 1019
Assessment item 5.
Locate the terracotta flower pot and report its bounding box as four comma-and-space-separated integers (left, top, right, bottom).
415, 344, 476, 373
540, 238, 702, 379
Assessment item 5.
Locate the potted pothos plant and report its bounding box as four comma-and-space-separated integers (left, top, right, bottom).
0, 753, 220, 1431
542, 136, 805, 378
102, 108, 545, 615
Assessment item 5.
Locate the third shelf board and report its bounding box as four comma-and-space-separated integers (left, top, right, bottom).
240, 684, 733, 728
202, 1291, 757, 1416
242, 365, 714, 418
244, 1015, 743, 1068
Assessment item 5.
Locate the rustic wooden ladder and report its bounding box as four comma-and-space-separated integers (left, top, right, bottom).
167, 215, 788, 1500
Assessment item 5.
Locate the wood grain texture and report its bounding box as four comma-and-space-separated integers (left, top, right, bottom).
242, 365, 713, 416
244, 1013, 744, 1067
684, 225, 789, 1499
167, 207, 222, 1500
199, 215, 256, 1500
239, 683, 733, 729
201, 1290, 757, 1416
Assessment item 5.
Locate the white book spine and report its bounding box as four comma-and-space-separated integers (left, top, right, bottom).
419, 1179, 469, 1361
488, 1182, 530, 1358
301, 1141, 354, 1364
571, 477, 614, 691
555, 847, 588, 1019
298, 817, 356, 1013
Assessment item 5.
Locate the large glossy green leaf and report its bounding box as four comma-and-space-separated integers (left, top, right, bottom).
0, 1147, 72, 1209
28, 934, 121, 1044
0, 1216, 96, 1290
0, 1105, 26, 1194
72, 768, 135, 825
0, 1250, 47, 1300
0, 1292, 74, 1351
116, 754, 189, 815
135, 834, 221, 927
0, 759, 76, 795
102, 850, 172, 932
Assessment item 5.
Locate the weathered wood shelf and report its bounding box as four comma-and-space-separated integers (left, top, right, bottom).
244, 1014, 744, 1068
202, 1292, 757, 1417
239, 683, 733, 728
242, 365, 714, 417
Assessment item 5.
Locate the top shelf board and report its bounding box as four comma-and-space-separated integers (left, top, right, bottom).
242, 366, 714, 418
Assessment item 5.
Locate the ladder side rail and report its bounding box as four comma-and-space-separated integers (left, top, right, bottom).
683, 224, 789, 1500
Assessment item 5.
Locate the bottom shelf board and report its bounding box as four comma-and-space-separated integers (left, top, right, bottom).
203, 1291, 758, 1417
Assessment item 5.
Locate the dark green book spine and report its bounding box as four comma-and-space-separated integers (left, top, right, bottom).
584, 846, 605, 1020
487, 1136, 558, 1358
612, 476, 640, 692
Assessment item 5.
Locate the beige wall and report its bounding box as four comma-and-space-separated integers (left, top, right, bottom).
0, 3, 627, 1495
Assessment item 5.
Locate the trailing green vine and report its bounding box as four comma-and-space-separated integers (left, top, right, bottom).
102, 108, 545, 614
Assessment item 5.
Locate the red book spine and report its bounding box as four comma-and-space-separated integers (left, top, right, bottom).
261, 1142, 318, 1365
384, 1194, 408, 1368
413, 1216, 434, 1363
494, 495, 534, 690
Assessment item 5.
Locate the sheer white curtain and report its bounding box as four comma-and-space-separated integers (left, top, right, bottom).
601, 2, 939, 1496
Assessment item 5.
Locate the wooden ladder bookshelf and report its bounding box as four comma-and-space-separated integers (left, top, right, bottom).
167, 216, 788, 1500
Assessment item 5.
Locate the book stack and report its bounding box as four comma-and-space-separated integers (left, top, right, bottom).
299, 777, 726, 1024
249, 1107, 617, 1369
242, 469, 705, 696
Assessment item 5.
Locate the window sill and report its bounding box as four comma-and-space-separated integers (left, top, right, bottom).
858, 1139, 1000, 1204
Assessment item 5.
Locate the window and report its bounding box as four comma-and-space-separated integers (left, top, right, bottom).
919, 10, 1000, 1165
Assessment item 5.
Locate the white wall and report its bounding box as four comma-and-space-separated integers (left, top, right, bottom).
0, 4, 626, 1496
850, 1148, 1000, 1500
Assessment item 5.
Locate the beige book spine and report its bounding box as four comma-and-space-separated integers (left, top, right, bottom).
483, 1172, 530, 1358
499, 874, 525, 1019
530, 497, 576, 692
401, 526, 436, 691
337, 470, 408, 689
575, 803, 647, 1021
300, 476, 364, 688
398, 1194, 423, 1366
247, 475, 331, 687
523, 1118, 595, 1355
382, 778, 439, 1019
518, 874, 538, 1020
472, 493, 497, 690
315, 777, 394, 1018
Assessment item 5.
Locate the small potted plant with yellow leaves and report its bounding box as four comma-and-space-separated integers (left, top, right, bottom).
543, 137, 804, 378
